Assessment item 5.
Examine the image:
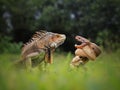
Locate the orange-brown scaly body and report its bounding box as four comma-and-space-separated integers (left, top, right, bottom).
16, 30, 66, 69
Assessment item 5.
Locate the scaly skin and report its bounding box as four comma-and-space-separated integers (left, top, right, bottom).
75, 35, 90, 49
70, 35, 101, 68
15, 30, 66, 69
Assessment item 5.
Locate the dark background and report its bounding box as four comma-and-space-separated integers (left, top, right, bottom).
0, 0, 120, 53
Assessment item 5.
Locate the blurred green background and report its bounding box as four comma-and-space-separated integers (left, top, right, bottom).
0, 0, 120, 52
0, 0, 120, 90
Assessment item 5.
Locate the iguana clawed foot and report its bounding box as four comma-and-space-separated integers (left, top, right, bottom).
70, 35, 101, 68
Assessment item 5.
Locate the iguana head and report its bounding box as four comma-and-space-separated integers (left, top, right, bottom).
33, 30, 66, 49
48, 32, 66, 49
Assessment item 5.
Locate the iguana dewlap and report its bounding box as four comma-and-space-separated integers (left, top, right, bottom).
16, 30, 66, 68
70, 35, 101, 68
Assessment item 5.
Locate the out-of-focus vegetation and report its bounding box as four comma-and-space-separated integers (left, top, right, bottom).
0, 0, 120, 90
0, 0, 120, 52
0, 50, 120, 90
0, 36, 22, 53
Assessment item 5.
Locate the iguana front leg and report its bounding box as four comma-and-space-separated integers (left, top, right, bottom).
45, 48, 53, 64
44, 44, 56, 64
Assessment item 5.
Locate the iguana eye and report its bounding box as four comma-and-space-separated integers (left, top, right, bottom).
56, 35, 60, 38
52, 35, 60, 40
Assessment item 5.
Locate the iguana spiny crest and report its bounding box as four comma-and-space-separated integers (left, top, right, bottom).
19, 30, 66, 68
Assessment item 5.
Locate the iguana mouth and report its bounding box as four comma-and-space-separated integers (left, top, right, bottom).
57, 40, 65, 47
44, 34, 66, 49
57, 34, 66, 47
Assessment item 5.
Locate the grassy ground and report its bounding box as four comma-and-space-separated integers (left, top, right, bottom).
0, 50, 120, 90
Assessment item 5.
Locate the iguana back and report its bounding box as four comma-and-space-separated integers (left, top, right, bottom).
16, 30, 66, 68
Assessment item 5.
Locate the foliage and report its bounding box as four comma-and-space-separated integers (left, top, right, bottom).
0, 50, 120, 90
96, 30, 120, 51
0, 36, 22, 54
0, 0, 120, 51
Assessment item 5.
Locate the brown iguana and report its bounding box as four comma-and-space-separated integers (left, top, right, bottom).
15, 30, 66, 69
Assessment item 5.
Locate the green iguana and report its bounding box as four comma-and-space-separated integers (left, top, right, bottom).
15, 30, 66, 69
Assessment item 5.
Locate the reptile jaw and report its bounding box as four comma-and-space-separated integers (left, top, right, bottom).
49, 35, 66, 48
57, 34, 66, 46
61, 34, 66, 40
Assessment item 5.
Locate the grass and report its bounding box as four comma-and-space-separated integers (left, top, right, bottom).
0, 50, 120, 90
